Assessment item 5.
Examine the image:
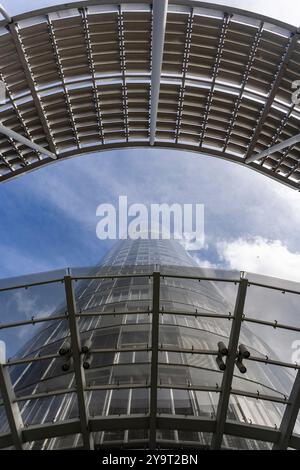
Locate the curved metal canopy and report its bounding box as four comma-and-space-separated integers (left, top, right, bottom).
0, 0, 300, 188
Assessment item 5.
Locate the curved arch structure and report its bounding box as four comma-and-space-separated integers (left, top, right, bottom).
0, 1, 300, 187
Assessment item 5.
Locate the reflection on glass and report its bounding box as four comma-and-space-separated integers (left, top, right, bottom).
0, 238, 298, 449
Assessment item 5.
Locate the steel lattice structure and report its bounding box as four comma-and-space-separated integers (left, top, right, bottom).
0, 0, 300, 187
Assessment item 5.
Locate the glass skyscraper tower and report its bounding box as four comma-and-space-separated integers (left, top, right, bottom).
0, 239, 295, 449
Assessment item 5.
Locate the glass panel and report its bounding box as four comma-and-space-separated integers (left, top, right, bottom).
159, 277, 238, 315
0, 281, 66, 359
241, 321, 298, 386
159, 321, 232, 350
130, 388, 149, 414
156, 429, 212, 446
221, 434, 272, 450
0, 405, 9, 434
108, 389, 129, 415
85, 364, 150, 386
194, 391, 219, 418
158, 364, 222, 388
19, 392, 78, 426
50, 434, 83, 450
244, 282, 300, 329
227, 394, 286, 428
294, 409, 300, 436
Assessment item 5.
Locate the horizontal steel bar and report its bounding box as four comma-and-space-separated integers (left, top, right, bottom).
231, 389, 288, 404
86, 383, 148, 392
248, 355, 300, 370
246, 133, 300, 164
0, 314, 67, 331
244, 316, 300, 333
0, 277, 64, 294
160, 310, 233, 319
0, 123, 56, 159
73, 273, 152, 281
4, 353, 60, 366
161, 273, 240, 283
0, 4, 11, 22
248, 280, 300, 296
1, 414, 300, 449
14, 387, 77, 403
76, 310, 151, 317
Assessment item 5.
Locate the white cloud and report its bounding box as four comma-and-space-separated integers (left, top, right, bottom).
217, 236, 300, 282
190, 253, 216, 269
3, 0, 299, 26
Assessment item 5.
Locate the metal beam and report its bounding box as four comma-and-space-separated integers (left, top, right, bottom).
149, 0, 168, 145
80, 7, 104, 144
244, 31, 299, 162
199, 13, 230, 147
0, 364, 24, 449
0, 4, 11, 22
64, 275, 93, 450
246, 132, 300, 164
0, 123, 57, 159
22, 418, 81, 443
273, 369, 300, 450
211, 276, 248, 449
223, 21, 264, 152
8, 23, 57, 155
149, 271, 160, 449
0, 413, 300, 449
175, 9, 194, 143
117, 5, 129, 142
47, 16, 80, 148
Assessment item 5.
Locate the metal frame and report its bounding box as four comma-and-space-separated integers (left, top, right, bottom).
64, 275, 93, 449
0, 269, 300, 449
246, 133, 300, 164
211, 276, 248, 449
244, 32, 300, 163
149, 0, 168, 145
0, 124, 56, 160
0, 364, 24, 449
149, 271, 160, 448
0, 3, 10, 23
0, 1, 299, 187
8, 23, 57, 156
273, 369, 300, 450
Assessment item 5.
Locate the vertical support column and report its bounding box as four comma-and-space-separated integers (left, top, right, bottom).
273, 369, 300, 449
0, 4, 11, 22
211, 276, 248, 449
149, 0, 168, 145
149, 271, 160, 449
0, 364, 24, 449
64, 275, 93, 450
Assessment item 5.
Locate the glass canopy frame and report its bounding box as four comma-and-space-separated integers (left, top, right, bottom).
0, 267, 299, 450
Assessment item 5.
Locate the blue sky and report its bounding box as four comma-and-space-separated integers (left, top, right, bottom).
0, 0, 300, 283
0, 0, 300, 360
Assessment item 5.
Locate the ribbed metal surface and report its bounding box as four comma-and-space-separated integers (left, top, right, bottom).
0, 1, 300, 187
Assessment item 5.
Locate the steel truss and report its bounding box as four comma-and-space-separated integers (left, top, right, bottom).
0, 1, 299, 188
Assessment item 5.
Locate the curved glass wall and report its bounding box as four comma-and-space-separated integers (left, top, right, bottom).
0, 239, 300, 450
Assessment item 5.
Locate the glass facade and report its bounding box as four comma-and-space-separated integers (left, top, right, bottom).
0, 239, 299, 450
